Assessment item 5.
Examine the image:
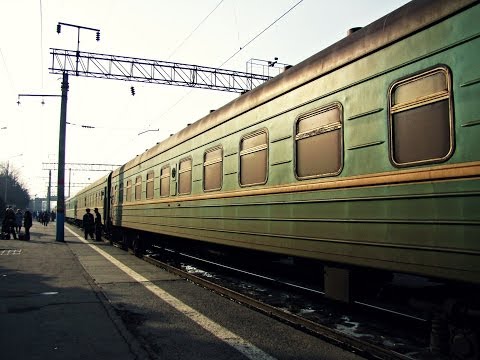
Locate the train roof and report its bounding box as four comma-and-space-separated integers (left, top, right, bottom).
113, 0, 478, 176
69, 172, 110, 199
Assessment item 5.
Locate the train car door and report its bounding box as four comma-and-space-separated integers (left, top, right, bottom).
171, 165, 177, 196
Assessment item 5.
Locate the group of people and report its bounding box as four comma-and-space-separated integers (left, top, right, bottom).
37, 211, 54, 226
1, 207, 33, 240
2, 206, 104, 242
83, 207, 102, 241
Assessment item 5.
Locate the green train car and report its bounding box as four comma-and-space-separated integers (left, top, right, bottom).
65, 173, 111, 229
67, 0, 479, 355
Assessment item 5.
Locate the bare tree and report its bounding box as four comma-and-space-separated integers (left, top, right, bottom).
0, 161, 30, 210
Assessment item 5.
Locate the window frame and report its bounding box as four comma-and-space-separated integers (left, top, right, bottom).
135, 175, 142, 201
160, 165, 171, 197
203, 145, 223, 192
146, 170, 154, 199
178, 157, 193, 195
239, 129, 269, 187
388, 66, 454, 167
294, 102, 344, 180
125, 180, 132, 202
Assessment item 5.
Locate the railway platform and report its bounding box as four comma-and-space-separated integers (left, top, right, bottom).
0, 222, 147, 360
0, 221, 366, 360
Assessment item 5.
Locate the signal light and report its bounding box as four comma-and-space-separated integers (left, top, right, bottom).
56, 24, 61, 34
96, 31, 100, 41
130, 86, 135, 96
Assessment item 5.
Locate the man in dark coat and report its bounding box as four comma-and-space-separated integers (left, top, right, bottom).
23, 209, 33, 240
93, 208, 102, 241
2, 207, 17, 240
82, 208, 94, 240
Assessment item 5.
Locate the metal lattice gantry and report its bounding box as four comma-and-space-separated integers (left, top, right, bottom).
49, 48, 274, 93
42, 162, 121, 172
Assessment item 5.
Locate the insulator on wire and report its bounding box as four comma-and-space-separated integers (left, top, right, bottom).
130, 86, 135, 96
57, 24, 61, 34
96, 31, 100, 41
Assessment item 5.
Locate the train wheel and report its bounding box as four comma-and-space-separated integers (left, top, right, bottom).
121, 231, 129, 251
132, 235, 143, 258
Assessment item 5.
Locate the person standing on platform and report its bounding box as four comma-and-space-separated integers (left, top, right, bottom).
23, 209, 32, 240
82, 208, 94, 240
42, 211, 49, 226
2, 207, 17, 240
94, 208, 102, 242
15, 209, 23, 234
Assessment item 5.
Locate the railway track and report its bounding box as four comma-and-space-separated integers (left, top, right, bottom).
140, 246, 439, 360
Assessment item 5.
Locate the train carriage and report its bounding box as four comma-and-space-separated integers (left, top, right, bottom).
108, 0, 479, 287
64, 0, 480, 355
66, 173, 111, 229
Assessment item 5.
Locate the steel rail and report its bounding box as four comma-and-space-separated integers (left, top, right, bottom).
142, 253, 414, 360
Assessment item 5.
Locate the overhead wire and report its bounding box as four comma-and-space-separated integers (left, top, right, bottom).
167, 0, 226, 61
0, 48, 16, 93
143, 0, 227, 132
39, 0, 44, 89
152, 0, 304, 130
219, 0, 304, 68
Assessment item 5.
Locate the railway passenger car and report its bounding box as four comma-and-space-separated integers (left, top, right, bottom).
68, 0, 479, 356
66, 173, 111, 229
109, 0, 479, 287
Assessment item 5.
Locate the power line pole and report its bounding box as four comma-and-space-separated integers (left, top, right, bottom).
56, 72, 68, 242
47, 170, 51, 213
54, 22, 99, 242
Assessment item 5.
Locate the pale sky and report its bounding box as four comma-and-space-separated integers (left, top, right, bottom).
0, 0, 410, 199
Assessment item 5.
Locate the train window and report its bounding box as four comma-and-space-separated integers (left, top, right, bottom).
240, 129, 268, 186
119, 183, 123, 203
204, 146, 223, 192
146, 171, 154, 199
295, 103, 343, 179
135, 175, 142, 201
114, 185, 118, 205
160, 166, 170, 197
178, 157, 192, 195
389, 67, 453, 166
126, 180, 132, 202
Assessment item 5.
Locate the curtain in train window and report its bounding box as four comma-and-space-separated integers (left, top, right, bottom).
240, 130, 268, 186
178, 158, 192, 195
146, 171, 154, 199
118, 183, 123, 204
204, 147, 223, 191
295, 104, 343, 179
135, 176, 142, 201
389, 67, 453, 166
160, 166, 170, 197
125, 180, 132, 202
